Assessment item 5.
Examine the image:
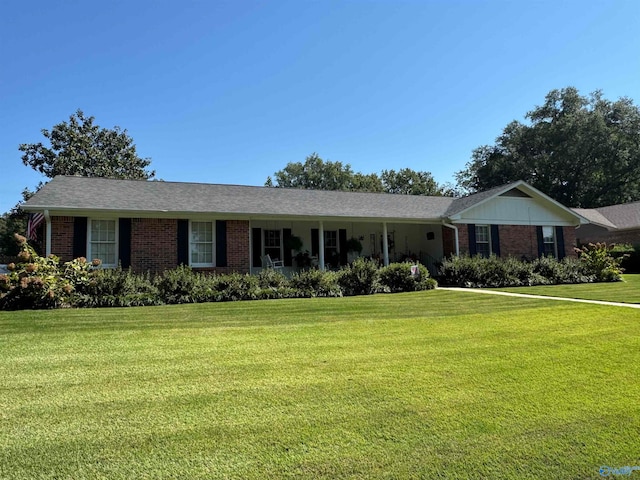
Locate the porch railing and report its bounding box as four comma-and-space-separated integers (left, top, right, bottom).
419, 252, 441, 277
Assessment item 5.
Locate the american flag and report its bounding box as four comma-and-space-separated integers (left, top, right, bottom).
27, 212, 45, 241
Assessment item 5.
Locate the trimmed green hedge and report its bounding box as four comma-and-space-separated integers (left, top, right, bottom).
2, 234, 624, 309
438, 243, 624, 288
0, 235, 437, 310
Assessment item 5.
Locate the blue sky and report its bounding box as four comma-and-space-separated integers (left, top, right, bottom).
1, 0, 639, 213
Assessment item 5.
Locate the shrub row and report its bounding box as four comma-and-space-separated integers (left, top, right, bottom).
0, 240, 436, 310
438, 242, 625, 288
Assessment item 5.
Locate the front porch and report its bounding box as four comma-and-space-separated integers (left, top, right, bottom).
249, 219, 448, 275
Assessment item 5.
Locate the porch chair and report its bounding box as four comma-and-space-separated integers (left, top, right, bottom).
261, 254, 284, 270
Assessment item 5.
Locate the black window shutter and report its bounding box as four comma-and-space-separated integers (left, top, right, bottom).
536, 226, 544, 257
73, 217, 87, 259
252, 228, 262, 267
339, 229, 348, 265
490, 224, 500, 257
467, 224, 477, 256
555, 226, 566, 259
118, 218, 132, 268
216, 220, 227, 267
311, 228, 319, 257
177, 220, 189, 266
283, 228, 292, 267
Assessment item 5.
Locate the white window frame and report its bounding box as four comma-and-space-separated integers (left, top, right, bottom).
190, 221, 215, 267
263, 229, 283, 261
87, 218, 118, 268
324, 230, 338, 259
542, 226, 557, 258
475, 225, 491, 258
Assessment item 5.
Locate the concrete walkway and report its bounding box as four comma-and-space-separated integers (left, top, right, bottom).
439, 287, 640, 309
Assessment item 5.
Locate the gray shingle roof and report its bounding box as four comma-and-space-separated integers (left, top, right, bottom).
572, 208, 617, 229
592, 201, 640, 230
23, 176, 457, 221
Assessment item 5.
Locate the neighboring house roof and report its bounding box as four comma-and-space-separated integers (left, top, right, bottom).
574, 201, 640, 231
21, 175, 586, 226
572, 208, 618, 229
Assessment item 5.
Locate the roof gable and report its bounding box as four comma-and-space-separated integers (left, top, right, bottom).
446, 181, 586, 226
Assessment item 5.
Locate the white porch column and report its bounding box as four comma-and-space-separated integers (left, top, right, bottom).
382, 222, 389, 266
44, 210, 51, 257
318, 221, 325, 271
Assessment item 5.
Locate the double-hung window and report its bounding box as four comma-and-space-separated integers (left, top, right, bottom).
191, 221, 214, 266
89, 219, 117, 267
264, 230, 282, 261
542, 226, 556, 257
324, 231, 338, 260
475, 225, 491, 258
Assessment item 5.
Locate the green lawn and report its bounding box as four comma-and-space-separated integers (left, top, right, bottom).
496, 273, 640, 304
2, 291, 639, 479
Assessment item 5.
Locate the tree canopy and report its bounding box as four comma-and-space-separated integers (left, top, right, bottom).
266, 153, 448, 196
19, 109, 155, 180
456, 87, 640, 208
1, 110, 155, 255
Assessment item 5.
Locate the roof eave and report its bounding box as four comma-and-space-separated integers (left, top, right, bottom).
23, 205, 445, 224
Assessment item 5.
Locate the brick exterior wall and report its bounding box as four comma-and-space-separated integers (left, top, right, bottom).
131, 218, 178, 273
47, 216, 579, 274
45, 217, 252, 274
451, 224, 577, 259
560, 226, 577, 258
576, 225, 640, 246
226, 220, 250, 271
458, 225, 470, 255
498, 225, 539, 259
442, 226, 456, 257
50, 216, 75, 262
192, 220, 250, 275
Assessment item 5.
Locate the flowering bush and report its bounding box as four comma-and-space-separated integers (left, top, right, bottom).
574, 242, 625, 282
0, 234, 100, 310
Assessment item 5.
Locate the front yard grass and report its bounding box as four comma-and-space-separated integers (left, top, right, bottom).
496, 273, 640, 304
2, 290, 639, 479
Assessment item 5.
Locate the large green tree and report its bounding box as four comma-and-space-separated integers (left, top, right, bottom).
19, 109, 154, 180
380, 168, 441, 196
265, 153, 371, 191
456, 87, 640, 208
266, 153, 448, 196
2, 110, 154, 255
0, 213, 26, 256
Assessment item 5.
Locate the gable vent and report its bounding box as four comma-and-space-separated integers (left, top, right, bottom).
500, 188, 531, 198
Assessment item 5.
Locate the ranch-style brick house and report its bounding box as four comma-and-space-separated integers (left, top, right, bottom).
21, 176, 589, 275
